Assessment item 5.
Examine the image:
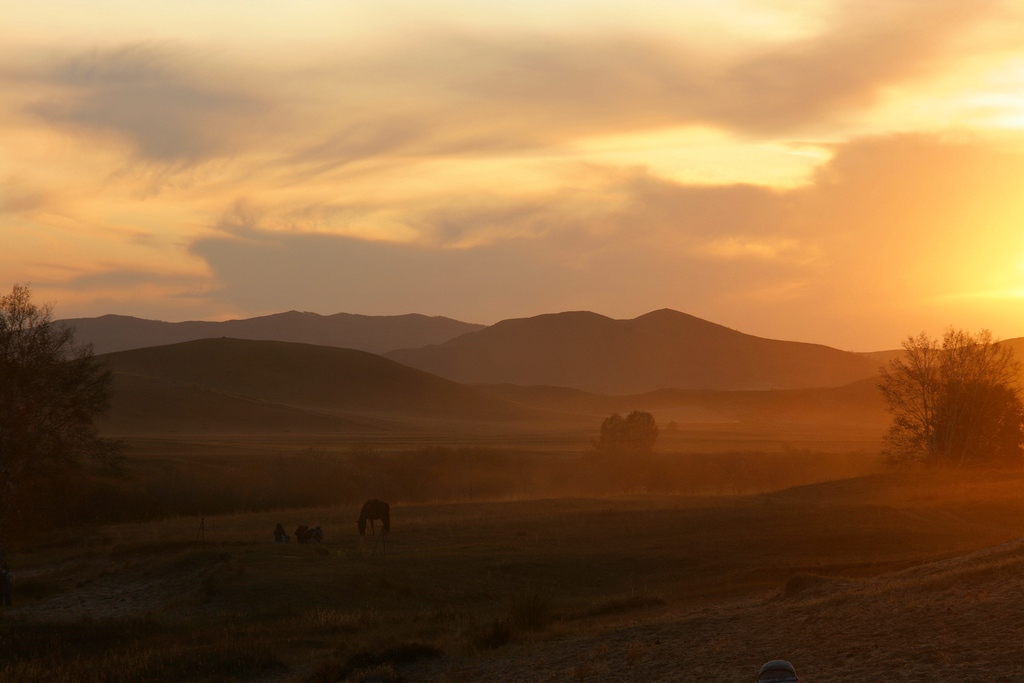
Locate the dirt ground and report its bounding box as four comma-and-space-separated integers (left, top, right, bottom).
2, 471, 1022, 682
418, 537, 1024, 683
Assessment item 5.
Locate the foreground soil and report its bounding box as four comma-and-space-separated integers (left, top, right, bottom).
421, 537, 1024, 682
2, 470, 1022, 682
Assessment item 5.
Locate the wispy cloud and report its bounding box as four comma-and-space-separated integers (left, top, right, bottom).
6, 1, 1024, 348
27, 45, 266, 164
65, 268, 207, 292
19, 1, 1009, 174
0, 180, 49, 215
694, 237, 821, 264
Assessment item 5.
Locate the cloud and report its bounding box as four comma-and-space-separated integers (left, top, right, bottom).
0, 180, 49, 215
16, 1, 1014, 175
187, 172, 815, 323
280, 0, 1010, 168
694, 237, 821, 264
64, 268, 207, 293
28, 45, 266, 164
11, 3, 1024, 349
187, 132, 1024, 346
707, 0, 1010, 133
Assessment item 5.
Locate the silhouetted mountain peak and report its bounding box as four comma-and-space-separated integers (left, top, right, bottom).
387, 309, 881, 393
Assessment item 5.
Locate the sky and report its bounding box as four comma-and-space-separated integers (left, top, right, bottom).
4, 1, 1024, 351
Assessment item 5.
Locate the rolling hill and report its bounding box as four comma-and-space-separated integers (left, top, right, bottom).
97, 338, 549, 435
387, 309, 882, 394
60, 311, 483, 355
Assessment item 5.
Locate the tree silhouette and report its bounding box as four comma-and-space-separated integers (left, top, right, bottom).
595, 411, 659, 455
0, 284, 120, 546
879, 329, 1023, 467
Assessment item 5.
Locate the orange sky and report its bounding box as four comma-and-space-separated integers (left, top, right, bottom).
4, 0, 1024, 350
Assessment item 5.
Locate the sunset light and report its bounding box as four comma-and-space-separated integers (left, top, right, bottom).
5, 1, 1024, 348
4, 4, 1024, 680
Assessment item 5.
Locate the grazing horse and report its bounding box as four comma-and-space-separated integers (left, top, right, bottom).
357, 499, 390, 537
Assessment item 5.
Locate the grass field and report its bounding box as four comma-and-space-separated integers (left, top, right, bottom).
2, 465, 1022, 682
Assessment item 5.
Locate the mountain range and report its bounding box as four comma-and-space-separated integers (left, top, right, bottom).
386, 309, 881, 394
69, 308, 886, 394
97, 338, 888, 437
88, 306, 1024, 437
59, 311, 483, 355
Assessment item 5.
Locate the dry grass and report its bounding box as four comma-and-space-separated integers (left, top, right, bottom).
509, 587, 554, 632
624, 638, 649, 666
3, 438, 883, 542
1, 468, 1022, 681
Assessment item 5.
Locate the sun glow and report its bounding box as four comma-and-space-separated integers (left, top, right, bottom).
6, 1, 1024, 346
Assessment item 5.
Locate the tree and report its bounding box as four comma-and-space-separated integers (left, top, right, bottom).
594, 411, 659, 455
879, 328, 1024, 467
0, 284, 119, 544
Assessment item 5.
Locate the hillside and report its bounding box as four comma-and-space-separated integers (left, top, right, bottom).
387, 309, 881, 394
98, 338, 546, 434
98, 373, 396, 435
60, 311, 483, 355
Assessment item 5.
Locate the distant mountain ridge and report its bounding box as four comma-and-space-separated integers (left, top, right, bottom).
59, 311, 484, 355
862, 337, 1024, 370
386, 309, 882, 393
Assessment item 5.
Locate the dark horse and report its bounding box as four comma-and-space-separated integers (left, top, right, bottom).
357, 499, 390, 536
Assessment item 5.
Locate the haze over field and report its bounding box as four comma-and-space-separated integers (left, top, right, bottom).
7, 2, 1024, 350
94, 333, 891, 438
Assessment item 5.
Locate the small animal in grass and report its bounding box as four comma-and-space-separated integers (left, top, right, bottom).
357, 499, 390, 537
294, 525, 325, 544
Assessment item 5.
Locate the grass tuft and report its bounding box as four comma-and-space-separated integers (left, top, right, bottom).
303, 608, 377, 634
307, 642, 443, 682
347, 663, 399, 683
509, 587, 553, 632
472, 617, 513, 650
583, 593, 666, 617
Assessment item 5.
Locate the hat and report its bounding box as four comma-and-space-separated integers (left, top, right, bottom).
758, 660, 797, 682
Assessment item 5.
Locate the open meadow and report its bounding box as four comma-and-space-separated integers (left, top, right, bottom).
2, 320, 1021, 682
2, 453, 1022, 683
